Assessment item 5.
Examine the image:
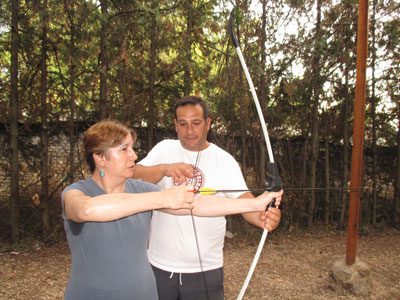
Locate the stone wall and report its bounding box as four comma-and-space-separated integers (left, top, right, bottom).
0, 129, 88, 212
0, 123, 173, 213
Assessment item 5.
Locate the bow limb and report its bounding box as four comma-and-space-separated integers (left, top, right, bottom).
229, 8, 283, 300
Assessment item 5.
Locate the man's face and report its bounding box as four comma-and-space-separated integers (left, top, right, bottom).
174, 104, 210, 151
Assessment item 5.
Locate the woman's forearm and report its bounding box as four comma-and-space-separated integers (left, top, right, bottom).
191, 195, 264, 216
162, 195, 264, 217
162, 190, 283, 217
65, 186, 194, 222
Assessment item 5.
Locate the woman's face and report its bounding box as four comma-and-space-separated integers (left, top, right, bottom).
102, 133, 138, 179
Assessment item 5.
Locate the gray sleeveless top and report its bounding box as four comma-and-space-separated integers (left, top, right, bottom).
62, 178, 160, 300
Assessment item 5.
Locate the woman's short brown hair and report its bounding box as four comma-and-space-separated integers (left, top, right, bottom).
83, 119, 136, 173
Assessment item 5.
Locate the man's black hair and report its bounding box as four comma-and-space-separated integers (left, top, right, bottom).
174, 96, 208, 120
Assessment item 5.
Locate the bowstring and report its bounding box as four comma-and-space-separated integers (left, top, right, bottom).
188, 9, 236, 298
190, 118, 210, 300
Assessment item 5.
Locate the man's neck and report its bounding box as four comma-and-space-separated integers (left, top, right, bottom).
180, 140, 211, 152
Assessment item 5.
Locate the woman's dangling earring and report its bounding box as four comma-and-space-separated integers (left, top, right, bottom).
100, 169, 105, 177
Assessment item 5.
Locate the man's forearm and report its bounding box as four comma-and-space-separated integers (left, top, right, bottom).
132, 164, 165, 183
242, 211, 264, 228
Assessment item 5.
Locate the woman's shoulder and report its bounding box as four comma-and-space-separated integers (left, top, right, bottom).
62, 178, 104, 198
63, 178, 93, 192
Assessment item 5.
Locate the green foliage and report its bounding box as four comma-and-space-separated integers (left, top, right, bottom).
1, 0, 399, 236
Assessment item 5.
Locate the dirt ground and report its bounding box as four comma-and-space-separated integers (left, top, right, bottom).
1, 228, 399, 300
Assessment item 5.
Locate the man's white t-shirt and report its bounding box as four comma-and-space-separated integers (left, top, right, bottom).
139, 139, 248, 273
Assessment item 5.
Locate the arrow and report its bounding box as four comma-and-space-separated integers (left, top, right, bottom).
191, 187, 365, 195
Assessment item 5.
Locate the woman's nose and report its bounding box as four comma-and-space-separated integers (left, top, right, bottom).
130, 148, 138, 160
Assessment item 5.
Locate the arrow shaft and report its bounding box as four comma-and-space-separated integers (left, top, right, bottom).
194, 187, 365, 195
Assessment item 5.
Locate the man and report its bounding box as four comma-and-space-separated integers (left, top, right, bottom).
133, 95, 282, 300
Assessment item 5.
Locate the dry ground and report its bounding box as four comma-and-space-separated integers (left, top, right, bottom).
1, 228, 399, 300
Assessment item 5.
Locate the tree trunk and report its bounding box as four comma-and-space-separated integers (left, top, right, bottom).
301, 139, 308, 190
371, 0, 378, 226
184, 0, 193, 96
394, 97, 400, 228
40, 0, 50, 237
10, 0, 20, 243
65, 0, 77, 184
309, 103, 319, 228
257, 0, 268, 187
339, 66, 350, 229
300, 138, 309, 227
324, 127, 330, 225
308, 0, 322, 228
147, 0, 159, 151
99, 0, 108, 120
234, 7, 248, 176
339, 9, 351, 229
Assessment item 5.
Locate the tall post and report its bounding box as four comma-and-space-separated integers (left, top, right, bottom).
346, 0, 369, 265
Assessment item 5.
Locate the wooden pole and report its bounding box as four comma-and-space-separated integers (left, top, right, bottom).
346, 0, 369, 265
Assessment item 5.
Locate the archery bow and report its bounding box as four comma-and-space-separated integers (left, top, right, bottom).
229, 8, 283, 300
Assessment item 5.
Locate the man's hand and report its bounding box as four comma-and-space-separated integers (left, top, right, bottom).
162, 163, 194, 184
242, 190, 282, 231
258, 190, 282, 232
263, 206, 281, 232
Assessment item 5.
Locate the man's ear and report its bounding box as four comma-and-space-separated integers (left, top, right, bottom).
174, 119, 178, 132
206, 118, 211, 131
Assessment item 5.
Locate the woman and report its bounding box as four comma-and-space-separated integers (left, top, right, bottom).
62, 119, 282, 300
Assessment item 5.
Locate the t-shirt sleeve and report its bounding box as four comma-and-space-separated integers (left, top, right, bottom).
138, 140, 170, 167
